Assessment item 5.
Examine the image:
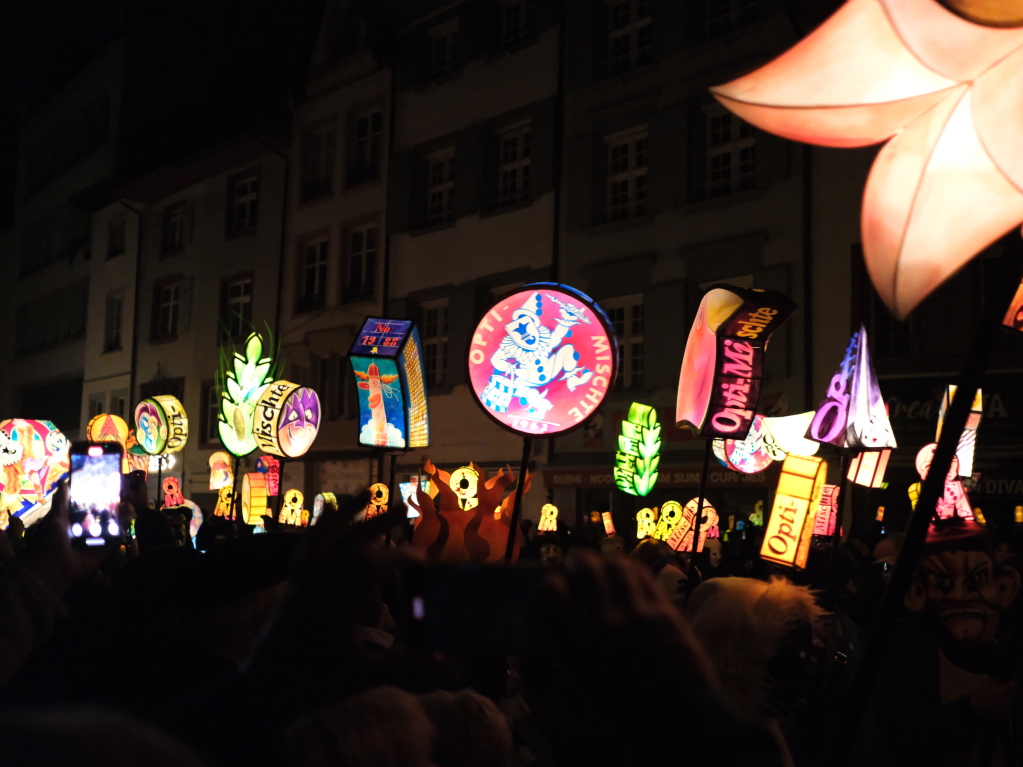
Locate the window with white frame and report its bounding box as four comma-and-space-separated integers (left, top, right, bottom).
298, 238, 329, 311
605, 128, 648, 221
350, 109, 382, 186
701, 0, 761, 39
705, 104, 755, 198
161, 202, 187, 254
497, 121, 531, 207
203, 381, 221, 444
428, 20, 459, 79
425, 148, 455, 226
89, 395, 106, 420
154, 281, 181, 340
221, 275, 253, 338
111, 391, 128, 419
607, 0, 652, 76
228, 172, 259, 236
421, 300, 449, 387
604, 295, 644, 389
499, 0, 534, 45
301, 121, 336, 201
104, 292, 122, 352
346, 223, 377, 300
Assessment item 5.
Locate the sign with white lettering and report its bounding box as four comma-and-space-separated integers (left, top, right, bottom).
760, 454, 826, 569
676, 284, 796, 440
806, 324, 896, 451
468, 283, 618, 437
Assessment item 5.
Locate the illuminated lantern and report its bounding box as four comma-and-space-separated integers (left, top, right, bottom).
468, 283, 618, 436
814, 485, 841, 537
208, 451, 233, 490
848, 449, 891, 488
807, 326, 896, 451
0, 419, 70, 525
162, 476, 184, 507
676, 284, 796, 440
218, 332, 277, 456
749, 500, 765, 527
312, 492, 336, 522
407, 460, 530, 563
974, 508, 987, 526
180, 499, 203, 542
636, 507, 658, 538
348, 318, 430, 449
1002, 279, 1023, 333
134, 396, 188, 455
711, 0, 1023, 319
214, 485, 234, 517
760, 455, 826, 569
279, 489, 307, 526
723, 415, 775, 474
667, 499, 719, 553
711, 439, 730, 467
255, 455, 280, 496
936, 385, 984, 477
761, 412, 820, 458
602, 511, 616, 536
538, 503, 559, 532
1016, 506, 1023, 525
448, 466, 480, 510
653, 500, 684, 542
909, 443, 974, 521
364, 483, 389, 520
614, 402, 661, 496
87, 414, 131, 472
252, 381, 321, 458
876, 506, 885, 522
240, 473, 268, 525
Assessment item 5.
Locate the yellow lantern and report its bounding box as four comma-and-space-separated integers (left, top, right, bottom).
313, 491, 336, 523
448, 466, 479, 511
364, 483, 389, 520
847, 449, 891, 488
636, 507, 658, 539
601, 511, 616, 536
760, 455, 826, 569
538, 503, 559, 532
214, 485, 234, 517
279, 488, 307, 526
134, 395, 188, 455
241, 473, 268, 525
252, 381, 321, 458
208, 451, 233, 490
653, 500, 684, 542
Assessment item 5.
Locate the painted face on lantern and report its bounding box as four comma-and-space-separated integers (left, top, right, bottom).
505, 309, 543, 351
705, 538, 723, 569
919, 551, 1014, 646
279, 388, 320, 456
45, 430, 68, 456
0, 431, 24, 466
136, 404, 164, 453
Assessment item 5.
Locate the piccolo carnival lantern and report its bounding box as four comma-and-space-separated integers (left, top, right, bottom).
218, 332, 278, 457
614, 402, 661, 497
465, 283, 618, 561
253, 382, 321, 458
760, 455, 827, 570
134, 396, 188, 456
0, 419, 70, 528
348, 318, 430, 451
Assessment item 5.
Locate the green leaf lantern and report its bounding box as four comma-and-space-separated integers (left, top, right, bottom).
614, 403, 661, 497
217, 332, 277, 456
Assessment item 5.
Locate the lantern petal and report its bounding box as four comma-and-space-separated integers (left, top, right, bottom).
880, 0, 1023, 82
862, 89, 1023, 318
973, 45, 1023, 193
711, 0, 958, 148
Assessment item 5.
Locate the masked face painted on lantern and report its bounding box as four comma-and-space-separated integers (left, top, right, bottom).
921, 551, 1010, 645
0, 430, 24, 467
45, 431, 69, 456
278, 388, 320, 457
135, 403, 165, 454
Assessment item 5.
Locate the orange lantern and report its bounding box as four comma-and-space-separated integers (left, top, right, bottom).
241, 473, 268, 526
847, 449, 891, 489
761, 455, 826, 569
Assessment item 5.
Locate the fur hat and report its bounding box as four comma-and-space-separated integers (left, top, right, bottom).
688, 576, 824, 718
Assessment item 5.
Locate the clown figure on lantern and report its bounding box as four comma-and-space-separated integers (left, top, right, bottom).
484, 291, 594, 417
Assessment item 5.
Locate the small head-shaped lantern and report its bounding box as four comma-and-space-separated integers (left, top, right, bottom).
214, 485, 234, 517
653, 501, 684, 542
365, 483, 389, 520
636, 507, 658, 539
162, 476, 184, 508
279, 489, 306, 526
208, 451, 233, 490
538, 503, 559, 532
449, 466, 479, 510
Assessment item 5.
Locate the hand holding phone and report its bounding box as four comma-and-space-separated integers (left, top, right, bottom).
68, 442, 124, 547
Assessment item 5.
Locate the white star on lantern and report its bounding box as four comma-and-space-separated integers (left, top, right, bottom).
713, 0, 1023, 318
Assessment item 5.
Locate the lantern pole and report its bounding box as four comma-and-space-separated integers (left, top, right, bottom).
156, 455, 163, 511
277, 457, 287, 521
827, 452, 851, 599
504, 436, 532, 563
840, 232, 1023, 747
690, 438, 713, 579
231, 455, 241, 523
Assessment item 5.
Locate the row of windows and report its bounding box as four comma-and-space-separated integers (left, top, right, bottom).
15, 280, 90, 357
296, 222, 378, 312
23, 92, 110, 197
300, 107, 382, 203
408, 0, 761, 88
143, 274, 253, 344
20, 204, 93, 275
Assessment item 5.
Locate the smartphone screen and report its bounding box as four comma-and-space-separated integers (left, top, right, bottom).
69, 442, 123, 547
